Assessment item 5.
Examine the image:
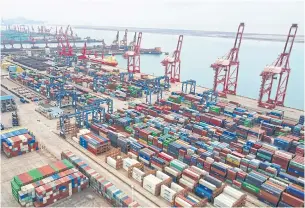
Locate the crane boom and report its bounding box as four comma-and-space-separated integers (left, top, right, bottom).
210, 23, 245, 97
124, 32, 142, 73
258, 24, 298, 109
161, 35, 183, 83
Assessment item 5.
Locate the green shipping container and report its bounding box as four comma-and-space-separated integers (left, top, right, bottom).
28, 169, 43, 181
242, 182, 260, 194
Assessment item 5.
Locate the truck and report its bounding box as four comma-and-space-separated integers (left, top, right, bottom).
20, 97, 27, 103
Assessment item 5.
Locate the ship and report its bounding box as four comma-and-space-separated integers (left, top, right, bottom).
140, 47, 162, 55
77, 43, 118, 67
85, 54, 118, 67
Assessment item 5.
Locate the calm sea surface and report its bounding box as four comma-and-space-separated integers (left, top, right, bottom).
3, 28, 304, 109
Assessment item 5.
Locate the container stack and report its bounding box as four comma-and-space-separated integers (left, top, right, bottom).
142, 174, 163, 196
151, 156, 167, 171
79, 132, 110, 155
272, 150, 294, 171
11, 159, 84, 207
257, 179, 286, 207
194, 175, 223, 201
164, 166, 182, 183
287, 156, 304, 177
123, 157, 140, 171
160, 182, 184, 203
242, 171, 268, 195
279, 184, 304, 207
1, 128, 39, 158
214, 186, 247, 207
274, 136, 292, 151
170, 159, 188, 172
106, 149, 126, 170
61, 150, 140, 207
34, 170, 88, 207
179, 167, 202, 190
138, 148, 155, 166
174, 190, 207, 207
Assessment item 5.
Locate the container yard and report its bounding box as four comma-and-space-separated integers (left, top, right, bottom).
1, 14, 304, 208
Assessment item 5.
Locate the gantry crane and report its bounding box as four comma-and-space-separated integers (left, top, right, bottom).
120, 29, 128, 50
182, 80, 196, 94
161, 35, 183, 83
111, 31, 119, 50
124, 32, 142, 73
128, 32, 137, 50
258, 24, 298, 109
69, 26, 76, 47
210, 23, 245, 97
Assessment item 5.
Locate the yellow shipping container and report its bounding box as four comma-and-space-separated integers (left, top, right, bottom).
16, 66, 24, 73
1, 62, 11, 70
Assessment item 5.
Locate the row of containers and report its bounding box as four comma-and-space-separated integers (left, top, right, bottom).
90, 123, 304, 207
61, 150, 140, 207
1, 128, 39, 158
10, 70, 114, 108
85, 101, 304, 207
105, 147, 246, 207
10, 67, 143, 104
11, 159, 88, 207
167, 91, 304, 137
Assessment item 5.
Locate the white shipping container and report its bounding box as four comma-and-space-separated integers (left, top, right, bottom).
170, 182, 184, 193
156, 171, 170, 181
175, 196, 192, 207
139, 156, 150, 165
190, 166, 208, 176
186, 149, 195, 155
179, 178, 195, 189
160, 185, 176, 203
214, 193, 235, 207
19, 135, 28, 142
128, 152, 138, 159
223, 186, 244, 199
132, 168, 144, 183
107, 157, 117, 169
269, 178, 288, 188
151, 163, 163, 171
199, 179, 216, 191
182, 175, 196, 184
123, 158, 139, 171
224, 107, 235, 113
165, 167, 179, 177
143, 174, 162, 195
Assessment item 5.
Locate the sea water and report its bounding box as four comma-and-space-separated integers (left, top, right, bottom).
75, 29, 304, 110
4, 28, 303, 109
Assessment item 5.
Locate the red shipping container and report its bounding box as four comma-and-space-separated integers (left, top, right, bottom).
281, 192, 304, 207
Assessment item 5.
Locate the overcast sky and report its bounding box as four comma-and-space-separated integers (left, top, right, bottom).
1, 0, 304, 34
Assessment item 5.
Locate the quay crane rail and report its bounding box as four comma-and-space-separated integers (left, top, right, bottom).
161, 35, 183, 83
210, 23, 245, 97
258, 24, 298, 109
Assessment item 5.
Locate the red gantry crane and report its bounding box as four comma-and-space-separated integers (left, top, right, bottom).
210, 23, 245, 97
124, 32, 142, 73
161, 35, 183, 83
258, 24, 298, 109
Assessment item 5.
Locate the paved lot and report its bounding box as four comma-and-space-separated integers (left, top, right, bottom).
1, 150, 57, 207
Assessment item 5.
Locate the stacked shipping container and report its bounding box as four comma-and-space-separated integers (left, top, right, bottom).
1, 128, 39, 158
